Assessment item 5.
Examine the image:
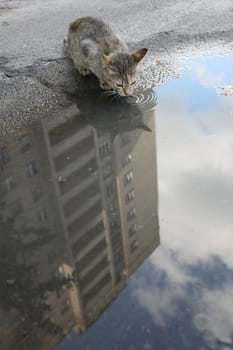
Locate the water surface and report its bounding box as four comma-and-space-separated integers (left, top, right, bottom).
1, 55, 233, 350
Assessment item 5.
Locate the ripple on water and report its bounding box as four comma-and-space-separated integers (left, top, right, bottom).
130, 88, 157, 112
101, 87, 157, 112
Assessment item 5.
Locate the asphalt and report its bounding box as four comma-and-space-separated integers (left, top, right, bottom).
1, 0, 233, 133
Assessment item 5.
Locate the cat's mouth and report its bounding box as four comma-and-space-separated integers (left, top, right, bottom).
118, 91, 131, 96
102, 90, 135, 103
103, 89, 134, 98
114, 88, 134, 97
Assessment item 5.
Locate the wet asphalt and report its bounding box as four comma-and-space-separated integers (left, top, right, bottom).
1, 0, 233, 130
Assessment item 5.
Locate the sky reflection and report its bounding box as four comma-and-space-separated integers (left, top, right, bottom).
133, 56, 233, 348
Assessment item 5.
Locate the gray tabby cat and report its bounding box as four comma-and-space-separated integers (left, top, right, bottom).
64, 16, 148, 96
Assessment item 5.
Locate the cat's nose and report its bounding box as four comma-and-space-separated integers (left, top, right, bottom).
123, 88, 132, 96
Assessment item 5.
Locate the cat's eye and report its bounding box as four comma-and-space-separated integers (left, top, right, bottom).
131, 80, 137, 86
116, 83, 123, 88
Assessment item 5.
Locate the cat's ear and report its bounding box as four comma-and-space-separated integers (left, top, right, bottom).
131, 48, 148, 63
138, 123, 152, 132
102, 54, 112, 65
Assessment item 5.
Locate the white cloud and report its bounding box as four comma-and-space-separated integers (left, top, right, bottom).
156, 89, 233, 267
133, 249, 233, 345
134, 248, 190, 325
194, 284, 233, 344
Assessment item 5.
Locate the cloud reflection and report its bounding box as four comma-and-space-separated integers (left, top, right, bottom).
133, 57, 233, 347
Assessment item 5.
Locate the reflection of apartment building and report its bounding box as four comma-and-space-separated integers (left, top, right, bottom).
42, 106, 126, 333
113, 112, 159, 276
0, 101, 159, 349
42, 104, 159, 334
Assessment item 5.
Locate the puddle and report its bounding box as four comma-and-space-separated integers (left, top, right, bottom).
1, 54, 233, 350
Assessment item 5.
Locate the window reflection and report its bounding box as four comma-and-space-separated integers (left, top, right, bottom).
18, 135, 32, 153
1, 175, 15, 192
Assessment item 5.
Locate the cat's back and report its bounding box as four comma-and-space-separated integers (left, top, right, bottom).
66, 16, 127, 55
69, 17, 113, 41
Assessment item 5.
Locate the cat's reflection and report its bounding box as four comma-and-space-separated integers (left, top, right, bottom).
74, 76, 153, 135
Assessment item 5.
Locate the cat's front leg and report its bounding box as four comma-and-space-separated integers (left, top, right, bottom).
78, 67, 91, 76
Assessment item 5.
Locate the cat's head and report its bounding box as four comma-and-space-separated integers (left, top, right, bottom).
101, 48, 148, 96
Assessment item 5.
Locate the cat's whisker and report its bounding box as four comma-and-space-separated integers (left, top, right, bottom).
103, 90, 116, 96
109, 94, 118, 99
105, 93, 118, 99
110, 95, 117, 101
112, 94, 120, 102
111, 93, 119, 98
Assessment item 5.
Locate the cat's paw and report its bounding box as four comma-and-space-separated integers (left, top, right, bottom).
78, 67, 91, 76
63, 36, 68, 46
63, 36, 69, 54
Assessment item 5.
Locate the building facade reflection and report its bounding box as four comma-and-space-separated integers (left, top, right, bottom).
0, 89, 159, 349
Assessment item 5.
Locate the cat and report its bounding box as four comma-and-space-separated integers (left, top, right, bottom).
64, 16, 148, 96
73, 75, 152, 138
